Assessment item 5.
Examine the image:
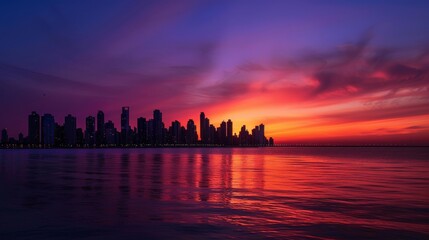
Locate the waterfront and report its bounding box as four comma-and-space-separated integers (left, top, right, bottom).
1, 147, 428, 239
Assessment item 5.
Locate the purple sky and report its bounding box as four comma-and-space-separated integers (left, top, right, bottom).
1, 0, 428, 143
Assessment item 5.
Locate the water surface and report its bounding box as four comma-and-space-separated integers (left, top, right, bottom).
0, 147, 428, 239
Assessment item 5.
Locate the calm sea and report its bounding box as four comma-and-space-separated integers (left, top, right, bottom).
0, 147, 428, 239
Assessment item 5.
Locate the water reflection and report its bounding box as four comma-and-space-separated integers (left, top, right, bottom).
0, 148, 427, 239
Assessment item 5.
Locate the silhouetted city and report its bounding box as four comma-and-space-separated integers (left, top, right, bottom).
0, 108, 274, 148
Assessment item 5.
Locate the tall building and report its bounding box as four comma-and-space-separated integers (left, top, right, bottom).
85, 116, 95, 146
28, 111, 40, 145
137, 117, 147, 144
227, 119, 233, 145
186, 119, 197, 144
153, 109, 163, 145
54, 123, 64, 146
41, 114, 55, 146
171, 120, 181, 144
96, 111, 105, 145
239, 125, 249, 145
200, 112, 205, 143
180, 126, 186, 144
199, 112, 210, 144
220, 121, 227, 145
121, 107, 130, 145
64, 114, 77, 146
147, 119, 154, 145
1, 128, 8, 144
204, 118, 210, 143
105, 120, 116, 145
259, 124, 265, 145
76, 128, 84, 145
209, 124, 216, 144
252, 125, 260, 145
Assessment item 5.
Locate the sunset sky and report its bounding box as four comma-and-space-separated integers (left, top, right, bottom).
1, 0, 428, 144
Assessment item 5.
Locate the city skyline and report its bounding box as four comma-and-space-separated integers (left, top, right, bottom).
0, 107, 272, 147
0, 2, 428, 239
0, 1, 429, 145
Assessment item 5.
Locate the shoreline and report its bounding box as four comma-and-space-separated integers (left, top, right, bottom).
1, 145, 428, 149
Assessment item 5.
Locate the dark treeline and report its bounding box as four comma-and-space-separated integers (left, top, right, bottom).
1, 107, 274, 148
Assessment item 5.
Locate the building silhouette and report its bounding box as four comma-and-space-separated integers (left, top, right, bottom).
97, 111, 105, 145
41, 114, 55, 146
180, 126, 186, 144
227, 119, 233, 145
1, 128, 8, 144
64, 114, 77, 146
153, 109, 163, 145
220, 121, 227, 145
186, 119, 197, 144
54, 123, 65, 147
137, 117, 147, 145
85, 116, 95, 146
171, 120, 181, 144
252, 126, 259, 145
200, 112, 211, 144
28, 111, 40, 145
200, 112, 205, 143
76, 128, 84, 145
2, 107, 274, 148
239, 125, 249, 145
121, 107, 130, 145
104, 120, 116, 145
147, 119, 154, 145
259, 124, 265, 145
209, 124, 216, 144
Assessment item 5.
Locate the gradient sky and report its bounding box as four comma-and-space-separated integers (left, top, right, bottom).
1, 0, 429, 144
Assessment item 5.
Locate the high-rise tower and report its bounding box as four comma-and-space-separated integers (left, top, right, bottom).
64, 114, 77, 146
28, 111, 40, 145
121, 107, 130, 145
96, 111, 105, 145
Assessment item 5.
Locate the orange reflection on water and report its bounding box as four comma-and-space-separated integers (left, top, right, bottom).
10, 148, 428, 239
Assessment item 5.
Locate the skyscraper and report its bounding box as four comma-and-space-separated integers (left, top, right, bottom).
28, 111, 40, 145
153, 109, 163, 145
121, 107, 130, 145
64, 114, 77, 146
252, 125, 260, 145
186, 119, 197, 144
105, 120, 116, 145
180, 126, 186, 144
200, 112, 205, 143
76, 128, 84, 146
137, 117, 147, 145
239, 125, 249, 145
220, 121, 227, 145
209, 124, 216, 144
41, 114, 55, 146
1, 128, 8, 144
85, 116, 95, 146
3, 107, 272, 148
259, 124, 265, 145
96, 111, 105, 145
199, 112, 210, 144
171, 120, 181, 144
227, 119, 233, 145
204, 118, 210, 143
54, 123, 64, 146
147, 119, 154, 145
